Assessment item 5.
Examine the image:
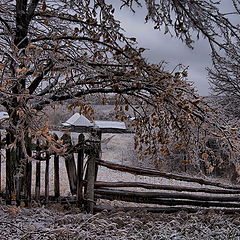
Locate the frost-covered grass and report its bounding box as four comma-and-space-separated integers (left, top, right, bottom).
0, 206, 240, 240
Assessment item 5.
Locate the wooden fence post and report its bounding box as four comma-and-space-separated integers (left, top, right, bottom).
77, 133, 85, 208
45, 151, 50, 204
35, 140, 41, 202
61, 133, 77, 195
94, 129, 102, 181
15, 141, 22, 206
0, 132, 1, 193
25, 161, 32, 207
53, 133, 60, 199
5, 132, 15, 205
85, 129, 101, 213
85, 149, 96, 213
24, 135, 32, 207
5, 131, 29, 205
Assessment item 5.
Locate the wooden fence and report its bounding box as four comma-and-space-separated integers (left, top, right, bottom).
95, 160, 240, 214
0, 130, 101, 212
1, 130, 240, 214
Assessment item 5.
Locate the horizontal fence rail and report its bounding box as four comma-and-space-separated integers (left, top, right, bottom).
95, 188, 240, 206
95, 159, 240, 213
97, 160, 240, 190
95, 181, 240, 194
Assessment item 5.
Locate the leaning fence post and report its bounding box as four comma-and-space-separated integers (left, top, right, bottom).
94, 129, 102, 181
35, 140, 41, 202
61, 133, 77, 195
85, 149, 96, 213
77, 133, 85, 208
85, 131, 101, 213
53, 133, 60, 199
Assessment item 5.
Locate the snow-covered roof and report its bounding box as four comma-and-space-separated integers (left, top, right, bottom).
63, 113, 126, 130
63, 113, 93, 127
94, 120, 126, 130
0, 111, 9, 120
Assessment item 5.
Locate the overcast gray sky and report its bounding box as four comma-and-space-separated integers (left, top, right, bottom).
120, 15, 211, 96
114, 1, 238, 96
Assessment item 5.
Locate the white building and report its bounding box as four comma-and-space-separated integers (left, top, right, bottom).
62, 113, 93, 127
0, 111, 9, 120
62, 113, 127, 133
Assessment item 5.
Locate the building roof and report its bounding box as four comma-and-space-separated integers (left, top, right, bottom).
62, 113, 126, 130
62, 113, 93, 127
94, 120, 126, 130
0, 111, 9, 120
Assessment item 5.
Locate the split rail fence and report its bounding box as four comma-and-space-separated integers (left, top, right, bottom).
1, 130, 240, 214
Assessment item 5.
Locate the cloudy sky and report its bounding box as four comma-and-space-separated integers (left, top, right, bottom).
114, 1, 237, 96
119, 16, 211, 96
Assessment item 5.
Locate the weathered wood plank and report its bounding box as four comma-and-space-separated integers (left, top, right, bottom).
25, 161, 32, 207
95, 188, 240, 202
95, 193, 240, 208
35, 140, 41, 201
0, 132, 1, 192
24, 135, 32, 207
95, 181, 240, 194
77, 134, 85, 207
85, 152, 96, 213
12, 140, 22, 206
94, 129, 101, 182
5, 132, 14, 205
53, 133, 60, 199
45, 152, 50, 203
97, 160, 240, 190
61, 134, 77, 195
